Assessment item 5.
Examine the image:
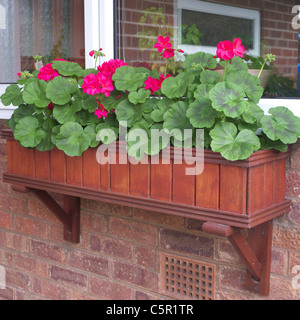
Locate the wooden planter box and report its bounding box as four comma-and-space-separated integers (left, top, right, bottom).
1, 129, 292, 295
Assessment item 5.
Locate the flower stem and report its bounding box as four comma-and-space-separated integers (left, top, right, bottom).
165, 59, 169, 77
222, 60, 228, 81
257, 62, 266, 79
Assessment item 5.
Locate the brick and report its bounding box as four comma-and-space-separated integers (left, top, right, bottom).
0, 287, 14, 300
68, 251, 109, 276
109, 217, 157, 246
81, 199, 111, 215
68, 289, 96, 300
89, 277, 132, 300
135, 246, 159, 271
113, 261, 159, 291
271, 248, 287, 275
50, 266, 87, 288
28, 198, 59, 223
269, 275, 300, 300
217, 239, 243, 265
81, 211, 108, 233
0, 195, 27, 215
13, 216, 47, 238
159, 228, 215, 258
289, 252, 300, 276
273, 224, 300, 251
12, 252, 48, 277
6, 269, 31, 290
0, 211, 12, 229
290, 142, 300, 169
30, 240, 66, 263
219, 266, 246, 291
286, 171, 300, 197
89, 234, 133, 261
32, 277, 68, 300
289, 199, 300, 225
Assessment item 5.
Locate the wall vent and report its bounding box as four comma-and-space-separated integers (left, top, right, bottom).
160, 253, 215, 300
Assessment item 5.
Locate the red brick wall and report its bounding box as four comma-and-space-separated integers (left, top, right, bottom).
0, 120, 300, 300
117, 0, 299, 79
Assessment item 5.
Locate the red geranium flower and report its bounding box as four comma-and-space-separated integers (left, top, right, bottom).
215, 40, 234, 61
95, 104, 109, 119
233, 38, 245, 58
82, 73, 102, 96
38, 63, 60, 81
154, 36, 172, 53
163, 48, 176, 59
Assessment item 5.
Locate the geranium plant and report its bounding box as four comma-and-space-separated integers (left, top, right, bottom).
1, 37, 300, 161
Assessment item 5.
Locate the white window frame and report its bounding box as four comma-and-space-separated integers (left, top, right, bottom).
178, 0, 261, 57
0, 0, 115, 120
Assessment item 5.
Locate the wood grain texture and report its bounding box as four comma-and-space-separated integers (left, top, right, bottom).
50, 148, 66, 183
130, 161, 150, 198
196, 163, 219, 210
82, 149, 100, 189
110, 152, 129, 194
150, 162, 172, 202
19, 148, 35, 178
66, 156, 82, 186
7, 141, 20, 175
34, 150, 50, 180
173, 163, 195, 205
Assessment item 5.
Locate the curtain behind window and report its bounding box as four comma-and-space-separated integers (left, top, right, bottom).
0, 0, 85, 83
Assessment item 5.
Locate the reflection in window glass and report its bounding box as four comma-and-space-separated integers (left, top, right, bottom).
116, 0, 299, 98
0, 0, 85, 83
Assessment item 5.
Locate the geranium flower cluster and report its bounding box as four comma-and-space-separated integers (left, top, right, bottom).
154, 36, 184, 59
215, 38, 245, 61
38, 59, 67, 82
144, 73, 171, 94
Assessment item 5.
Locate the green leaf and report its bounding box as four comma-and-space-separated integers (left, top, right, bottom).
22, 80, 51, 108
14, 117, 46, 148
161, 73, 195, 99
36, 117, 56, 152
12, 104, 35, 123
187, 98, 217, 128
220, 56, 248, 73
52, 60, 83, 77
163, 101, 193, 141
209, 82, 247, 118
260, 106, 300, 144
53, 103, 82, 124
259, 132, 288, 152
150, 99, 172, 122
112, 66, 148, 92
183, 52, 217, 72
96, 123, 119, 144
46, 76, 78, 105
210, 122, 260, 161
241, 102, 265, 124
200, 70, 222, 85
146, 123, 170, 156
194, 84, 214, 100
1, 84, 23, 106
227, 71, 264, 103
128, 89, 151, 105
56, 122, 91, 157
115, 99, 144, 127
84, 124, 100, 148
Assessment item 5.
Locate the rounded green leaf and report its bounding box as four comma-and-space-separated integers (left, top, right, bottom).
194, 84, 214, 100
52, 60, 83, 77
161, 73, 195, 99
200, 70, 222, 85
163, 101, 193, 141
14, 117, 46, 148
183, 52, 217, 72
128, 89, 151, 105
209, 82, 247, 118
187, 98, 217, 128
46, 76, 78, 105
22, 80, 51, 108
112, 66, 148, 92
56, 122, 91, 157
115, 99, 143, 127
150, 99, 172, 123
0, 84, 23, 106
53, 103, 82, 124
260, 106, 300, 144
210, 122, 260, 161
227, 71, 263, 103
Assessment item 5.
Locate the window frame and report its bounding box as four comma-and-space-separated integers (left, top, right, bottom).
177, 0, 261, 57
0, 0, 115, 120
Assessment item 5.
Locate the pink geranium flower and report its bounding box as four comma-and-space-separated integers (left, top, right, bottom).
82, 74, 102, 96
38, 63, 60, 81
89, 50, 95, 57
98, 59, 127, 78
97, 73, 114, 97
154, 36, 172, 53
215, 40, 235, 61
144, 77, 162, 94
233, 38, 245, 58
163, 48, 175, 59
95, 104, 109, 119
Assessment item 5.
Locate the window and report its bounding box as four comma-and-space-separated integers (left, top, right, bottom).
178, 0, 260, 56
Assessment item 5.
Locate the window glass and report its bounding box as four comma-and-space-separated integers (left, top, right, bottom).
0, 0, 85, 83
116, 0, 299, 98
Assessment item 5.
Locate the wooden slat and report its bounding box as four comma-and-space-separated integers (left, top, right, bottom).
150, 161, 172, 202
273, 158, 286, 204
7, 141, 20, 175
34, 150, 50, 180
19, 148, 35, 178
173, 163, 195, 205
50, 148, 66, 183
82, 149, 100, 189
110, 151, 129, 194
220, 165, 247, 214
196, 163, 219, 210
66, 156, 82, 186
130, 160, 150, 198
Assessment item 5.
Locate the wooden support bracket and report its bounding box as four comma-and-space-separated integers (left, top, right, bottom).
12, 186, 81, 243
202, 221, 273, 296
